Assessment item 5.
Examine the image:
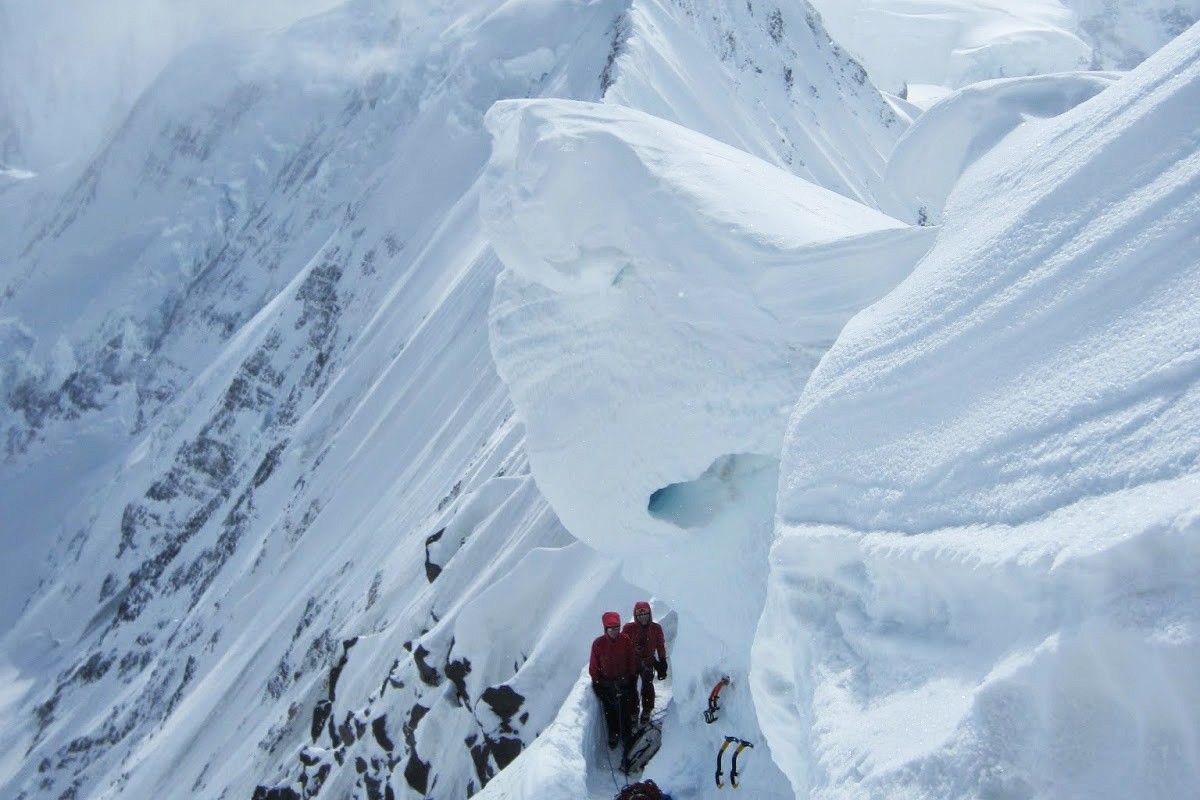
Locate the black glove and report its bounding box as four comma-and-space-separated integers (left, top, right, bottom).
655, 659, 668, 680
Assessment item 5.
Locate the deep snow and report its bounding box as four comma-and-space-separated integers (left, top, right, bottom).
759, 24, 1200, 797
1, 2, 1197, 800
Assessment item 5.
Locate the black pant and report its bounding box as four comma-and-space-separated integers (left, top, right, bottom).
634, 665, 656, 716
593, 679, 636, 745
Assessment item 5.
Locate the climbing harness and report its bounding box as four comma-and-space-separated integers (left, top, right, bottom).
714, 736, 754, 788
704, 676, 730, 724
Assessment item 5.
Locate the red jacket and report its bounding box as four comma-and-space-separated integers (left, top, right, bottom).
624, 599, 672, 671
622, 610, 666, 670
590, 631, 637, 683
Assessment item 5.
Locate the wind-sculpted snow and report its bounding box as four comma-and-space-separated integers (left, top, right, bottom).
808, 0, 1198, 96
483, 97, 933, 798
484, 97, 933, 557
883, 71, 1120, 224
4, 1, 1198, 799
808, 0, 1091, 94
758, 23, 1200, 800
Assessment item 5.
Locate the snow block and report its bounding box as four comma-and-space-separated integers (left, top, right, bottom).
483, 98, 934, 563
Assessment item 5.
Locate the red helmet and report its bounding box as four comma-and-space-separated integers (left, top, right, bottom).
633, 601, 652, 620
602, 611, 621, 629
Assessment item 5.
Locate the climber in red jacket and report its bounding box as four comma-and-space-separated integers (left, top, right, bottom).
590, 611, 638, 749
621, 601, 668, 724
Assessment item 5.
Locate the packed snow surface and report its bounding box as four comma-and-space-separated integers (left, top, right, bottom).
758, 20, 1200, 800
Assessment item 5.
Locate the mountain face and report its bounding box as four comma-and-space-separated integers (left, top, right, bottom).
805, 0, 1200, 93
0, 0, 349, 171
1, 1, 901, 798
1070, 0, 1200, 68
2, 2, 631, 797
2, 2, 1197, 800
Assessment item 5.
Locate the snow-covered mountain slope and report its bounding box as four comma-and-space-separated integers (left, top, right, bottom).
1069, 0, 1200, 68
2, 1, 639, 798
758, 20, 1200, 799
606, 0, 908, 208
2, 0, 900, 797
882, 70, 1121, 224
0, 0, 617, 620
807, 0, 1199, 95
2, 1, 1197, 799
0, 0, 346, 171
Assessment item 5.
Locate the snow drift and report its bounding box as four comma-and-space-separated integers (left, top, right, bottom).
481, 95, 933, 799
883, 71, 1120, 224
756, 21, 1200, 800
483, 97, 934, 563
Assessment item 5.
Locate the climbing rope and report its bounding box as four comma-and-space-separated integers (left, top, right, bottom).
602, 685, 628, 794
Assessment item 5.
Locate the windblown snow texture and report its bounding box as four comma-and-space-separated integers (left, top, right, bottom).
758, 21, 1200, 800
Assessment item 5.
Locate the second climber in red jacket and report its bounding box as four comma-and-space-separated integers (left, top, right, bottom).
590, 611, 639, 748
622, 601, 668, 724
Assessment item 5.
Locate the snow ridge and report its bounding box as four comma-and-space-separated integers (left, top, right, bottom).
2, 3, 1198, 800
760, 21, 1200, 799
